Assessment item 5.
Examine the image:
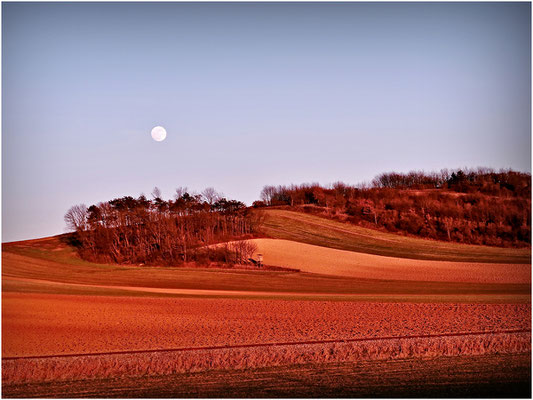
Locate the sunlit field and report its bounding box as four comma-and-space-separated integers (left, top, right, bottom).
2, 215, 530, 397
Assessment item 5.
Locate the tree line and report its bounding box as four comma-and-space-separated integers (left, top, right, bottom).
65, 168, 530, 267
65, 187, 259, 266
256, 168, 531, 247
371, 167, 530, 196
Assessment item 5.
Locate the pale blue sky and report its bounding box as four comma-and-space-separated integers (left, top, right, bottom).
2, 2, 531, 241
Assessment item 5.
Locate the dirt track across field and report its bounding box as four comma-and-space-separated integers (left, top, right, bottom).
4, 328, 529, 361
3, 330, 530, 386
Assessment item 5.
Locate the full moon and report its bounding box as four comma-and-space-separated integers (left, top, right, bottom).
151, 126, 167, 142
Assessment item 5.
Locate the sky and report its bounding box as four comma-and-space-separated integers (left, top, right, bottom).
2, 2, 531, 242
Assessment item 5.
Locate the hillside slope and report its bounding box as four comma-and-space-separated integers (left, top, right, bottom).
257, 209, 531, 264
3, 235, 529, 300
250, 239, 530, 284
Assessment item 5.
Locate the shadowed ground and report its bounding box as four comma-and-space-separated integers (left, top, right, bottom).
3, 354, 530, 398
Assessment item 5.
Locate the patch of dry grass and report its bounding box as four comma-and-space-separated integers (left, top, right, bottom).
3, 331, 530, 384
4, 353, 530, 398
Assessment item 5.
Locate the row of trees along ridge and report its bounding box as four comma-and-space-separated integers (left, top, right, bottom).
256, 168, 530, 247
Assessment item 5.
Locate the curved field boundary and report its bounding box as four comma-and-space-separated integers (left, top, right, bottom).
3, 331, 530, 384
259, 209, 531, 264
250, 239, 531, 284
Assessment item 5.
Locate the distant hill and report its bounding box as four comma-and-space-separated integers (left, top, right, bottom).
255, 168, 531, 248
256, 209, 530, 264
56, 168, 530, 267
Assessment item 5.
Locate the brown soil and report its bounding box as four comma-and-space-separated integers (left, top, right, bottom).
3, 292, 530, 358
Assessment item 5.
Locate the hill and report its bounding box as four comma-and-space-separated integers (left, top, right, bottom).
3, 234, 529, 301
256, 169, 531, 247
257, 209, 531, 264
58, 168, 530, 268
249, 238, 529, 284
3, 226, 530, 397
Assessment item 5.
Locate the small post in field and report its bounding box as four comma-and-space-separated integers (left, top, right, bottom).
257, 253, 263, 268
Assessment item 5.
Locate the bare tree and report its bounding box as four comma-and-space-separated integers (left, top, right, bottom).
151, 187, 162, 200
227, 240, 258, 264
174, 186, 188, 199
64, 204, 88, 232
260, 185, 276, 206
202, 187, 221, 205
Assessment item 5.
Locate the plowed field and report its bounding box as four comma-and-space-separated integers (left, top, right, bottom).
3, 292, 530, 357
2, 230, 530, 397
